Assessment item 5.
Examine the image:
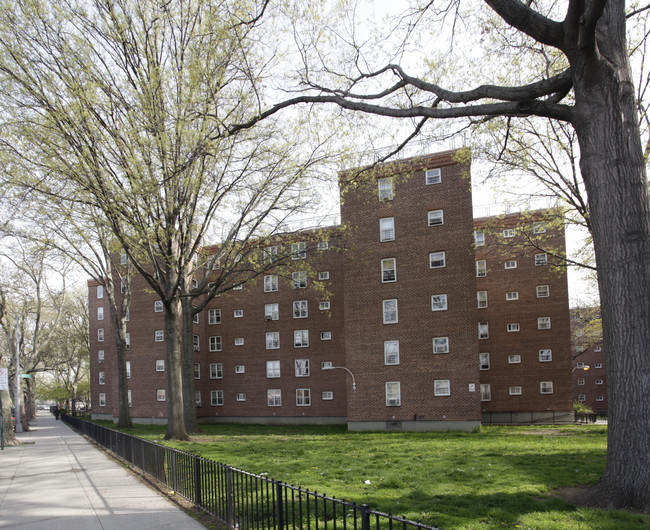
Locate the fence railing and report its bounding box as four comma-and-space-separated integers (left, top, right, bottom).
62, 415, 440, 530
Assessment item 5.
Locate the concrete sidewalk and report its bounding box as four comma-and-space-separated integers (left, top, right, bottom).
0, 411, 206, 529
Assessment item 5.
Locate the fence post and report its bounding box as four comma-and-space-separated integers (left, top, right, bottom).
226, 466, 234, 528
194, 457, 202, 506
361, 504, 370, 530
275, 482, 284, 529
172, 451, 178, 493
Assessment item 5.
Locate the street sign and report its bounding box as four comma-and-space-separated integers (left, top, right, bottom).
19, 374, 32, 379
0, 368, 7, 390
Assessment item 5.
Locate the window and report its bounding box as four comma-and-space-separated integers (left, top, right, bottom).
193, 310, 199, 324
538, 317, 551, 329
293, 300, 308, 318
208, 308, 221, 324
474, 230, 485, 246
535, 253, 548, 265
97, 307, 104, 320
506, 291, 519, 301
380, 217, 395, 241
383, 299, 398, 324
264, 275, 279, 292
479, 352, 490, 370
235, 365, 245, 374
292, 242, 307, 260
210, 363, 223, 379
294, 330, 309, 348
433, 336, 450, 354
321, 361, 333, 370
296, 388, 311, 406
540, 381, 554, 394
127, 390, 132, 407
234, 309, 243, 318
209, 336, 222, 352
384, 340, 400, 365
476, 260, 487, 277
267, 389, 282, 406
596, 379, 604, 385
505, 260, 517, 269
381, 258, 397, 282
509, 386, 522, 396
266, 360, 280, 378
539, 349, 552, 362
386, 381, 401, 406
594, 346, 602, 352
97, 285, 103, 298
99, 393, 106, 406
156, 359, 165, 372
428, 209, 444, 226
120, 279, 125, 293
503, 228, 515, 238
98, 328, 105, 342
98, 371, 105, 385
319, 301, 331, 310
434, 379, 450, 396
321, 331, 332, 340
125, 309, 130, 322
266, 332, 280, 349
507, 323, 520, 332
535, 286, 549, 299
236, 393, 246, 402
265, 303, 279, 321
595, 362, 603, 369
578, 394, 586, 401
155, 330, 164, 342
264, 246, 278, 264
292, 271, 307, 289
193, 334, 200, 351
508, 354, 521, 364
596, 396, 604, 402
480, 384, 491, 401
193, 362, 200, 379
295, 359, 310, 377
125, 361, 131, 379
477, 291, 488, 308
533, 222, 546, 234
577, 378, 585, 385
234, 337, 244, 346
378, 177, 393, 201
577, 361, 585, 368
317, 241, 329, 251
211, 390, 224, 406
478, 322, 489, 339
322, 391, 334, 400
98, 350, 105, 363
232, 283, 243, 290
431, 294, 448, 311
318, 271, 330, 280
425, 168, 441, 184
154, 300, 164, 312
125, 333, 130, 350
157, 389, 166, 402
429, 251, 446, 268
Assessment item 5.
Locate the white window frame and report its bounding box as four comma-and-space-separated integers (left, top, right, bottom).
384, 340, 400, 365
155, 329, 164, 342
154, 300, 164, 313
319, 301, 331, 310
478, 322, 489, 340
157, 389, 166, 402
321, 331, 332, 340
294, 330, 309, 348
381, 258, 397, 282
267, 389, 282, 407
380, 217, 395, 242
429, 251, 446, 268
474, 230, 485, 246
378, 178, 393, 201
507, 323, 520, 332
264, 275, 279, 292
477, 291, 488, 308
97, 307, 104, 321
317, 241, 329, 250
99, 393, 106, 407
505, 260, 518, 269
578, 394, 586, 401
433, 336, 450, 354
264, 246, 278, 264
234, 337, 244, 346
236, 393, 246, 402
508, 354, 522, 364
209, 336, 222, 352
291, 242, 307, 260
98, 350, 105, 363
98, 328, 105, 342
125, 333, 130, 350
509, 386, 522, 396
533, 222, 546, 234
97, 285, 103, 298
535, 253, 548, 266
476, 260, 487, 277
155, 359, 165, 372
434, 379, 451, 396
98, 371, 105, 385
596, 396, 604, 402
479, 352, 490, 370
266, 332, 280, 350
295, 358, 310, 377
292, 271, 307, 289
234, 309, 244, 318
193, 334, 200, 351
577, 378, 585, 385
296, 388, 311, 406
125, 361, 131, 379
208, 308, 221, 324
503, 228, 515, 238
385, 381, 401, 406
427, 209, 444, 226
506, 291, 519, 301
539, 349, 552, 362
293, 300, 308, 318
210, 363, 223, 379
318, 271, 330, 280
382, 299, 398, 324
431, 294, 448, 311
425, 168, 441, 184
322, 391, 334, 401
596, 379, 604, 385
211, 390, 224, 407
595, 362, 603, 369
265, 303, 279, 321
480, 383, 491, 401
536, 285, 549, 298
266, 360, 281, 378
235, 365, 245, 374
540, 381, 554, 394
538, 317, 551, 329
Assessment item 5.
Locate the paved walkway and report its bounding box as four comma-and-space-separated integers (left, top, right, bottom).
0, 411, 206, 529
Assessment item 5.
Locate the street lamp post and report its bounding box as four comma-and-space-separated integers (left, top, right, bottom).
323, 365, 356, 391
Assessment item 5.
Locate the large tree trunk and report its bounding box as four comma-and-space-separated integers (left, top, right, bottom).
181, 296, 199, 433
164, 297, 189, 441
570, 5, 650, 510
106, 281, 132, 430
1, 389, 16, 446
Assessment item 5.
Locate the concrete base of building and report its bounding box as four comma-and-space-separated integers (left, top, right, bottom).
347, 420, 481, 432
90, 413, 168, 425
198, 416, 348, 426
481, 410, 574, 425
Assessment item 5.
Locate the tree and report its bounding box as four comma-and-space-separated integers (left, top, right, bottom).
278, 0, 650, 511
0, 0, 340, 440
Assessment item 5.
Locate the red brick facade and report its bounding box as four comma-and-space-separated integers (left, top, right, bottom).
89, 150, 573, 430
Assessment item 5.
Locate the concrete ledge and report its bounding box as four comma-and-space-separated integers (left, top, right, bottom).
347, 420, 481, 432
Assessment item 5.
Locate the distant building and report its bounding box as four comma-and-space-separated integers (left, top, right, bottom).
571, 308, 607, 416
89, 150, 574, 430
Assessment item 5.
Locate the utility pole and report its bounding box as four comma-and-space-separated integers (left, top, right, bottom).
14, 330, 22, 433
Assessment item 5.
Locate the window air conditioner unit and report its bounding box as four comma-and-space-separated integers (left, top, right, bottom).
196, 402, 202, 407
193, 345, 200, 351
388, 398, 400, 406
265, 315, 272, 321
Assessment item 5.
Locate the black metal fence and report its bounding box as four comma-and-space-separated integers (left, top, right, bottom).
62, 415, 440, 530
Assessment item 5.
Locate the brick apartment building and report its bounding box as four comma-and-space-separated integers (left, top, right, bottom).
571, 308, 607, 416
88, 150, 573, 430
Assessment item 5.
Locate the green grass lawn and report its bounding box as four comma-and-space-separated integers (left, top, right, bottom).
102, 422, 649, 529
